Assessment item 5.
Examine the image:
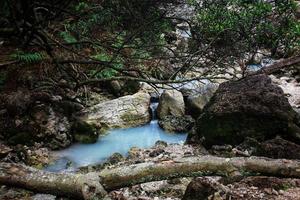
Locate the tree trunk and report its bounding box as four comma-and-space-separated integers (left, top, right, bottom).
0, 162, 107, 199
1, 156, 300, 199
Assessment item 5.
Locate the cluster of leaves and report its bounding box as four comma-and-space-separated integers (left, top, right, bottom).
191, 0, 300, 58
91, 49, 124, 78
11, 51, 45, 64
56, 0, 174, 78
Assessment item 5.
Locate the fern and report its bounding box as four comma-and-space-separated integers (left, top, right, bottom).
60, 31, 77, 43
11, 51, 45, 64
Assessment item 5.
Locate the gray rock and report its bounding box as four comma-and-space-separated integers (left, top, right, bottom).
187, 74, 300, 147
158, 115, 195, 133
32, 194, 56, 200
79, 92, 151, 130
186, 86, 218, 118
157, 90, 185, 119
106, 152, 125, 165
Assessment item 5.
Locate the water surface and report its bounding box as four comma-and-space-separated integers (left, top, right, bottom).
46, 120, 187, 172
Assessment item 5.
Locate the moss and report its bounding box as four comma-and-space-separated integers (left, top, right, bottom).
72, 121, 99, 143
120, 111, 137, 122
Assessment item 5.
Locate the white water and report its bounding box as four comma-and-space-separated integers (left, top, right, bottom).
45, 104, 187, 172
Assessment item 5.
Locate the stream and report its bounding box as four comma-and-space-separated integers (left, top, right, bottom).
45, 103, 187, 172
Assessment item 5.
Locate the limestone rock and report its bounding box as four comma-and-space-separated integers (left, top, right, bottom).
187, 74, 300, 147
157, 90, 185, 119
79, 92, 151, 129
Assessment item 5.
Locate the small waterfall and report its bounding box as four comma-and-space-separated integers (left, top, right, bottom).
150, 102, 159, 120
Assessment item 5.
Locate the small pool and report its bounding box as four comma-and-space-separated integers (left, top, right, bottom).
45, 120, 187, 172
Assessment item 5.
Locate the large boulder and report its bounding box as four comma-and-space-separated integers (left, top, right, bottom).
187, 74, 300, 147
3, 104, 72, 150
157, 90, 185, 119
158, 115, 195, 133
78, 92, 151, 130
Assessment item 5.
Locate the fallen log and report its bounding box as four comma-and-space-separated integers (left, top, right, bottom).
1, 156, 300, 199
250, 55, 300, 76
0, 162, 107, 200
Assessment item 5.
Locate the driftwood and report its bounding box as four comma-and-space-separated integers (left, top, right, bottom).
250, 55, 300, 76
1, 156, 300, 199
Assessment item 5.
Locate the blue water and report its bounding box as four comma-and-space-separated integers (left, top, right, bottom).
45, 120, 187, 172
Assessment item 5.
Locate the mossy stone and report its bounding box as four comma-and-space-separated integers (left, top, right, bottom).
72, 121, 99, 144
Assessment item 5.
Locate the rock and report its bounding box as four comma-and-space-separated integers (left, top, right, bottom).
78, 92, 151, 130
32, 194, 56, 200
186, 86, 218, 118
30, 105, 72, 149
0, 143, 12, 158
155, 140, 168, 148
128, 147, 141, 159
109, 80, 141, 96
4, 90, 32, 116
106, 153, 125, 165
109, 80, 122, 96
240, 137, 300, 159
139, 82, 160, 102
158, 115, 195, 133
149, 148, 165, 157
182, 177, 223, 200
270, 75, 300, 112
157, 90, 185, 119
72, 120, 99, 143
4, 104, 72, 150
58, 100, 84, 114
187, 74, 300, 147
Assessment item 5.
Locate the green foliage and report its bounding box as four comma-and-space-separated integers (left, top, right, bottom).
193, 0, 300, 56
11, 51, 45, 64
91, 50, 124, 78
75, 2, 89, 12
60, 31, 77, 43
69, 0, 173, 49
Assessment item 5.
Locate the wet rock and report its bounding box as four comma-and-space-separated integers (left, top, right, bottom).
149, 148, 165, 157
128, 147, 142, 159
187, 74, 300, 147
72, 120, 99, 143
157, 90, 185, 119
78, 92, 151, 130
106, 153, 125, 165
158, 115, 195, 133
155, 140, 168, 148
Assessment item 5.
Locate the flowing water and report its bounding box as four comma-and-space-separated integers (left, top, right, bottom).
45, 103, 187, 172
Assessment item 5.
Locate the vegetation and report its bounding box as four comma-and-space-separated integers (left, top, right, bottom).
0, 0, 299, 88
